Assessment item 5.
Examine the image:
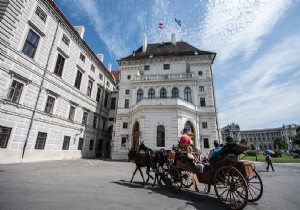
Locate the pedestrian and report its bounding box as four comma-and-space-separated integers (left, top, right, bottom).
265, 154, 274, 172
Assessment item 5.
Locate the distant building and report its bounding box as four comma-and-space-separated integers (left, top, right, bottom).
0, 0, 117, 163
221, 123, 299, 150
111, 33, 220, 160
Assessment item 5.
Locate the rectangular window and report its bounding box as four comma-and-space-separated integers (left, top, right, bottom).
199, 86, 204, 92
35, 6, 47, 22
0, 126, 12, 148
163, 64, 170, 70
144, 65, 150, 70
99, 73, 103, 80
96, 87, 101, 103
202, 122, 208, 129
68, 105, 75, 121
62, 136, 70, 150
35, 132, 47, 149
125, 89, 130, 94
80, 53, 85, 62
44, 95, 55, 114
106, 81, 110, 87
90, 64, 95, 72
123, 123, 128, 129
110, 97, 116, 109
78, 138, 84, 150
109, 118, 114, 121
200, 97, 206, 106
74, 70, 82, 89
93, 115, 97, 128
204, 138, 209, 149
121, 137, 127, 147
54, 54, 65, 77
104, 93, 108, 107
62, 34, 70, 46
124, 99, 129, 108
87, 80, 93, 96
7, 80, 24, 103
22, 29, 40, 58
82, 111, 88, 125
102, 117, 107, 130
89, 139, 94, 150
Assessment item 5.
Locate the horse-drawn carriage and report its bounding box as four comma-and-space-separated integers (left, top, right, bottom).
128, 142, 263, 210
164, 143, 263, 210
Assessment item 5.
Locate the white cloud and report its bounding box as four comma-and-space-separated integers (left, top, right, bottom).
219, 33, 300, 129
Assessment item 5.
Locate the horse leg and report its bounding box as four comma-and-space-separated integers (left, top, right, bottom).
138, 168, 145, 184
130, 167, 139, 182
190, 173, 199, 192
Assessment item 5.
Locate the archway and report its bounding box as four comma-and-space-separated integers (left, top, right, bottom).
132, 121, 140, 151
184, 121, 195, 146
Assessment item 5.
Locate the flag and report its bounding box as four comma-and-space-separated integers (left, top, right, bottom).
175, 18, 181, 27
158, 22, 164, 29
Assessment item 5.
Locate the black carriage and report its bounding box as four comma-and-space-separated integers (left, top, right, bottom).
163, 143, 263, 210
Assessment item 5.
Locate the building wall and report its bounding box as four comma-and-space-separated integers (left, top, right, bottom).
112, 52, 219, 160
0, 0, 116, 164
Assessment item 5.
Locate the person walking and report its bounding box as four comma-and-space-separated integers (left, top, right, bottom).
266, 154, 274, 172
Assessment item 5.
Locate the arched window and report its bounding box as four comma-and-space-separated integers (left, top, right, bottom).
160, 88, 167, 98
184, 87, 192, 102
137, 89, 143, 102
157, 125, 165, 147
172, 87, 179, 98
148, 88, 155, 99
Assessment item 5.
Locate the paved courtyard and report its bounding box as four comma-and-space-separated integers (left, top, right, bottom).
0, 159, 300, 210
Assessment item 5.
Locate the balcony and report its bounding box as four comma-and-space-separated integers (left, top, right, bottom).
133, 73, 197, 81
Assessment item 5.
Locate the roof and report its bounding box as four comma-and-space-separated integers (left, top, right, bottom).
111, 70, 120, 81
46, 0, 115, 84
119, 41, 216, 61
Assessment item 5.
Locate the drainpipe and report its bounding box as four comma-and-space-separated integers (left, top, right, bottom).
95, 77, 105, 158
22, 21, 61, 159
211, 65, 221, 144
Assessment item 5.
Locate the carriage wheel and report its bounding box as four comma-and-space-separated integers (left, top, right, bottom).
214, 166, 248, 210
167, 168, 182, 192
181, 171, 193, 188
247, 169, 263, 202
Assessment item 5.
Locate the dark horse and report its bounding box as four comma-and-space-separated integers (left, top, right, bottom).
127, 143, 157, 185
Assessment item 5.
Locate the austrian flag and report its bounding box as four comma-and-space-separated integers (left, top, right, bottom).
158, 22, 164, 29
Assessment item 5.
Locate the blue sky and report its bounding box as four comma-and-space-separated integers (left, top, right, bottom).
55, 0, 300, 130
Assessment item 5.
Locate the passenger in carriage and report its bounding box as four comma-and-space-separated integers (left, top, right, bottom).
208, 140, 222, 160
179, 128, 192, 147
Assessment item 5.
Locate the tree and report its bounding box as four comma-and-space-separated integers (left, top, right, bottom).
292, 126, 300, 146
274, 137, 288, 150
225, 136, 234, 143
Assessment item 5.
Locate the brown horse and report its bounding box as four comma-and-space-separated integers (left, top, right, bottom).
128, 143, 156, 184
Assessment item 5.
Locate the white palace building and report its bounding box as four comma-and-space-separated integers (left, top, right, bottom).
0, 0, 220, 163
111, 34, 220, 160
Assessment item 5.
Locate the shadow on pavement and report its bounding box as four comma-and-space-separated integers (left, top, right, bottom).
112, 180, 225, 210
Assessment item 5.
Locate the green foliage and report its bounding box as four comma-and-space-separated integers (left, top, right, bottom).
272, 150, 282, 157
245, 150, 257, 156
274, 137, 288, 149
292, 126, 300, 145
293, 154, 300, 159
225, 136, 234, 143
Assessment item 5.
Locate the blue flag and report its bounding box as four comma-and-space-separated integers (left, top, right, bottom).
175, 18, 181, 27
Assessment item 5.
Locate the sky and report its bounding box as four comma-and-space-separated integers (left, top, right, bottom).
55, 0, 300, 130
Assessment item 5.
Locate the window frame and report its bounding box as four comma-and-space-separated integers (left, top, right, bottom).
74, 70, 83, 89
78, 138, 84, 150
87, 80, 93, 97
22, 29, 40, 59
82, 111, 88, 125
172, 87, 179, 98
124, 99, 129, 108
68, 105, 76, 121
62, 34, 70, 46
121, 137, 127, 147
148, 88, 155, 99
79, 53, 86, 63
96, 87, 101, 103
184, 87, 192, 103
35, 132, 47, 150
137, 89, 144, 102
35, 6, 47, 22
160, 88, 167, 98
110, 97, 116, 109
123, 122, 128, 129
144, 65, 150, 70
204, 138, 209, 149
44, 95, 55, 114
89, 139, 94, 150
93, 115, 97, 128
163, 64, 170, 70
54, 53, 65, 77
62, 136, 70, 150
125, 89, 130, 94
202, 122, 208, 129
200, 97, 206, 106
7, 80, 24, 104
157, 125, 165, 147
0, 126, 12, 148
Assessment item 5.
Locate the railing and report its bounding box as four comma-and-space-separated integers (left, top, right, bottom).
133, 73, 196, 81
